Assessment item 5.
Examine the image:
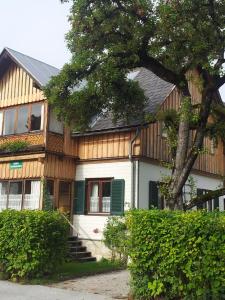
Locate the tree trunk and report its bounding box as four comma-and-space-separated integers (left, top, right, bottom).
165, 82, 214, 210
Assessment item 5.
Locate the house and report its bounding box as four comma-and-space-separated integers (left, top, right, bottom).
0, 48, 224, 259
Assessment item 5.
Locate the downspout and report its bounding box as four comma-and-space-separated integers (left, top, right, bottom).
129, 127, 141, 209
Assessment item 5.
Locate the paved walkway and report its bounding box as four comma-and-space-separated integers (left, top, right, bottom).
0, 280, 112, 300
52, 270, 130, 299
0, 270, 130, 300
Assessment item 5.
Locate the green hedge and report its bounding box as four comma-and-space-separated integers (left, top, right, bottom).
0, 210, 69, 279
127, 210, 225, 299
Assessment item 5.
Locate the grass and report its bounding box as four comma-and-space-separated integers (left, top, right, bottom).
29, 259, 123, 285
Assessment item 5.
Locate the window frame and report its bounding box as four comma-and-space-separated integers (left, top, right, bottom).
86, 178, 112, 215
0, 179, 41, 210
0, 102, 44, 136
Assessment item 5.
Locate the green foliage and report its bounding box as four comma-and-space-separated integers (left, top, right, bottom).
0, 210, 69, 279
103, 216, 128, 264
0, 140, 30, 153
126, 210, 225, 299
46, 0, 225, 131
42, 180, 54, 211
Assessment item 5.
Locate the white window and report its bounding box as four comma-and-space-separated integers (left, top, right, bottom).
23, 180, 40, 210
0, 180, 41, 211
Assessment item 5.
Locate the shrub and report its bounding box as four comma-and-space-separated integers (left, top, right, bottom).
0, 140, 30, 153
103, 216, 128, 264
0, 210, 69, 279
126, 209, 225, 300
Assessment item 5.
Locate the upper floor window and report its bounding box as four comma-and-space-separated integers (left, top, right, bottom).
0, 103, 44, 136
49, 108, 63, 134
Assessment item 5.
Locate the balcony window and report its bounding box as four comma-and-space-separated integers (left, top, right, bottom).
0, 103, 44, 136
3, 108, 16, 135
17, 106, 29, 133
31, 103, 42, 131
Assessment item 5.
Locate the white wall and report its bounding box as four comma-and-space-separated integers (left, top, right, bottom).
138, 161, 224, 210
73, 161, 132, 240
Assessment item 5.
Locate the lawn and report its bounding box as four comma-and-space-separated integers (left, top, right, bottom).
29, 259, 123, 285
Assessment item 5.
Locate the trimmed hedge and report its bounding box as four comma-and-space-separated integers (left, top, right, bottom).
126, 210, 225, 300
0, 210, 69, 279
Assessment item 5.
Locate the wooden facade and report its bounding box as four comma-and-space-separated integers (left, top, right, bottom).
0, 50, 224, 212
0, 62, 44, 108
0, 54, 76, 211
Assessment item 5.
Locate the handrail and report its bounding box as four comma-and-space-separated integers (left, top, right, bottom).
59, 211, 101, 247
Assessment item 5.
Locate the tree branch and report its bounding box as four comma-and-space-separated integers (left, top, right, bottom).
185, 187, 225, 210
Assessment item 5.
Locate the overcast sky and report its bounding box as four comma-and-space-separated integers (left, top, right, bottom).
0, 0, 225, 100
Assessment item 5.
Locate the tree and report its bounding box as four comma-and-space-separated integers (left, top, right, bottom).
45, 0, 225, 210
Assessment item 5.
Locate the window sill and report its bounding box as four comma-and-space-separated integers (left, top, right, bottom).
1, 131, 43, 137
87, 213, 110, 216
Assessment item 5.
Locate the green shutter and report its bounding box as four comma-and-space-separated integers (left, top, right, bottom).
214, 197, 219, 210
197, 189, 204, 209
149, 181, 159, 209
111, 179, 125, 215
73, 181, 85, 214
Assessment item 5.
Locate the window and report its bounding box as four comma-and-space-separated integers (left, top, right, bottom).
8, 181, 23, 210
49, 108, 63, 134
3, 108, 16, 135
74, 179, 124, 215
87, 179, 112, 213
0, 182, 8, 211
23, 180, 40, 210
0, 180, 40, 211
31, 103, 42, 131
16, 106, 29, 133
0, 103, 44, 136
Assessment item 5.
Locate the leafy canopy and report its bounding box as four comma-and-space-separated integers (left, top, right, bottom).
45, 0, 225, 131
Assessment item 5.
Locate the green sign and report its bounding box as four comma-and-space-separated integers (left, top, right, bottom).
10, 161, 23, 170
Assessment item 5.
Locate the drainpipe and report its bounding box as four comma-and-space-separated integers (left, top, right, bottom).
129, 127, 141, 209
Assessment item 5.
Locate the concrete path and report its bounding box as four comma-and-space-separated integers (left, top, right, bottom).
52, 270, 130, 299
0, 280, 112, 300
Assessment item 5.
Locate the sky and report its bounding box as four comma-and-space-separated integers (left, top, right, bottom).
0, 0, 225, 100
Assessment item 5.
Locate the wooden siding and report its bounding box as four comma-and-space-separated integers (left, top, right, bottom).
77, 131, 141, 160
44, 154, 76, 180
0, 62, 45, 108
140, 76, 225, 176
46, 133, 64, 153
0, 132, 44, 147
0, 158, 44, 180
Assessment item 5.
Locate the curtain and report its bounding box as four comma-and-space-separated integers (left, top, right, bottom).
0, 182, 7, 211
23, 181, 40, 210
90, 183, 99, 212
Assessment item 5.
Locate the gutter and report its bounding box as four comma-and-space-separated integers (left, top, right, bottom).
129, 127, 141, 209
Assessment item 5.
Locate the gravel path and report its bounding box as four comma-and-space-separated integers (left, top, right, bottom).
52, 270, 130, 299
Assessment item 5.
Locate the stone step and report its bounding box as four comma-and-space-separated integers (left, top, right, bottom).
67, 236, 96, 263
69, 251, 92, 259
69, 241, 82, 247
68, 236, 78, 242
70, 246, 87, 253
77, 256, 97, 263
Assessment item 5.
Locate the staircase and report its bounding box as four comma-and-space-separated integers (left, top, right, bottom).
68, 236, 96, 262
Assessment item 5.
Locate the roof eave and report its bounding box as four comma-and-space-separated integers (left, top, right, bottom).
72, 123, 149, 137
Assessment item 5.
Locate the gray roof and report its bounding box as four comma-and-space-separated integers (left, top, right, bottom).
0, 47, 59, 87
87, 67, 174, 133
